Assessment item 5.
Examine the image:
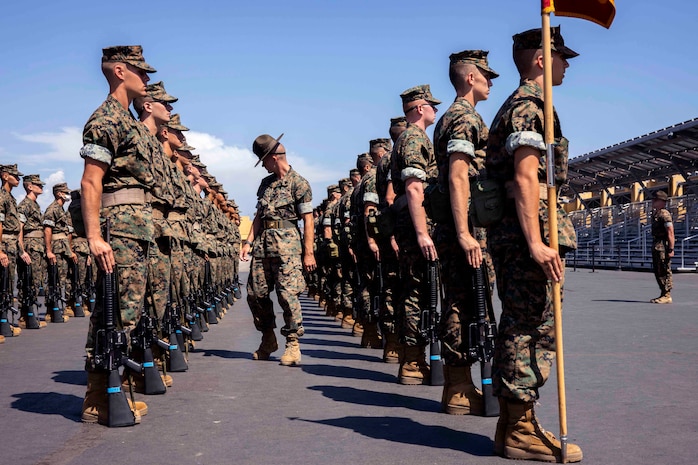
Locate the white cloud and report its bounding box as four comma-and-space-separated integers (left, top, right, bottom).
14, 127, 83, 163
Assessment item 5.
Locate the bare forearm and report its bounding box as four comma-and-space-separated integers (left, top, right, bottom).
303, 213, 314, 255
406, 181, 429, 236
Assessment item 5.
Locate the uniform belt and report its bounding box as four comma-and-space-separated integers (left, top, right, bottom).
505, 183, 549, 201
102, 188, 146, 208
1, 233, 18, 240
263, 219, 297, 230
167, 211, 186, 221
51, 233, 68, 240
24, 230, 44, 238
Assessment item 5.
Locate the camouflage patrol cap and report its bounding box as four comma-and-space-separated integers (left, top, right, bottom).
164, 114, 189, 131
449, 50, 499, 78
102, 45, 156, 73
23, 174, 45, 186
209, 180, 222, 190
190, 154, 206, 169
349, 168, 361, 176
400, 84, 442, 106
370, 138, 392, 152
356, 152, 373, 170
146, 81, 177, 103
53, 182, 71, 194
513, 26, 579, 59
339, 177, 352, 189
0, 164, 24, 177
327, 184, 340, 196
177, 143, 196, 153
390, 116, 407, 128
652, 190, 668, 201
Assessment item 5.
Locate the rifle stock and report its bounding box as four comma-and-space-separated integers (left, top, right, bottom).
0, 265, 19, 336
421, 260, 444, 386
47, 263, 65, 323
70, 260, 86, 317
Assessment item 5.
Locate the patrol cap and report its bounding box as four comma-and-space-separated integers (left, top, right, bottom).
356, 152, 372, 170
390, 116, 407, 128
190, 154, 206, 169
400, 84, 442, 106
327, 184, 340, 196
102, 45, 156, 73
513, 26, 579, 59
23, 174, 45, 186
370, 138, 392, 152
177, 143, 196, 153
0, 164, 24, 177
652, 190, 668, 201
339, 177, 352, 189
164, 114, 189, 131
449, 49, 499, 79
146, 81, 177, 103
349, 168, 361, 176
252, 133, 284, 167
53, 182, 71, 194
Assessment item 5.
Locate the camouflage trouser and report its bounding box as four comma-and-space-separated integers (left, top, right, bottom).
355, 248, 376, 325
490, 240, 564, 402
378, 238, 399, 335
50, 238, 73, 298
339, 247, 355, 310
191, 252, 204, 293
85, 237, 149, 370
2, 235, 18, 300
24, 237, 45, 298
394, 232, 428, 347
170, 239, 185, 307
247, 254, 305, 337
652, 240, 672, 294
148, 236, 171, 321
435, 225, 495, 366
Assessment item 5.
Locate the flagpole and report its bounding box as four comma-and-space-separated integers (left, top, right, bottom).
541, 11, 569, 464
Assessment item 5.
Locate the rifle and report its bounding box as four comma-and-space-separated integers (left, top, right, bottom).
420, 260, 444, 386
129, 303, 169, 395
0, 265, 19, 337
467, 263, 499, 417
202, 261, 218, 324
366, 261, 383, 324
69, 260, 86, 317
85, 261, 97, 314
232, 273, 242, 300
47, 262, 65, 323
184, 290, 204, 341
162, 284, 189, 372
92, 218, 143, 427
17, 260, 40, 329
351, 260, 363, 323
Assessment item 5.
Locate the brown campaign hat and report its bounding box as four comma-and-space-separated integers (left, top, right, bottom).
102, 45, 156, 73
400, 84, 442, 106
146, 81, 177, 103
0, 164, 24, 177
252, 133, 284, 167
513, 26, 579, 59
449, 49, 499, 78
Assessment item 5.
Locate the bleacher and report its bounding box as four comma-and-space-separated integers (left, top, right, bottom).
567, 194, 698, 272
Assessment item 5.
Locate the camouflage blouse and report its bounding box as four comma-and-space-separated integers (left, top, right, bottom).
0, 189, 22, 234
18, 197, 43, 233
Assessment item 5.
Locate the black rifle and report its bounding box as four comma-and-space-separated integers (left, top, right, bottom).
69, 260, 86, 317
467, 263, 499, 416
366, 261, 383, 324
46, 263, 65, 323
17, 260, 40, 329
93, 218, 143, 427
184, 290, 204, 341
202, 261, 218, 324
85, 261, 97, 314
232, 273, 242, 300
162, 285, 189, 372
420, 260, 444, 386
351, 260, 363, 323
0, 265, 19, 337
130, 303, 169, 395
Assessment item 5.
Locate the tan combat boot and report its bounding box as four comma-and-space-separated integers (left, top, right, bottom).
493, 397, 508, 456
361, 321, 383, 348
503, 400, 583, 462
279, 336, 301, 366
340, 310, 355, 329
652, 292, 672, 304
82, 372, 145, 425
398, 345, 430, 385
64, 306, 75, 317
0, 335, 4, 344
382, 333, 400, 364
352, 321, 364, 337
253, 329, 278, 360
442, 365, 484, 415
11, 325, 21, 336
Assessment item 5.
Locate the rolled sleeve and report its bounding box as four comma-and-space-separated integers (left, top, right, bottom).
298, 202, 313, 215
505, 131, 545, 156
363, 192, 379, 205
80, 143, 113, 165
401, 167, 427, 181
18, 213, 27, 224
43, 219, 56, 228
447, 139, 475, 158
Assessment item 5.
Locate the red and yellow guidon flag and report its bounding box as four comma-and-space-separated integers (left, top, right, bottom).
542, 0, 616, 28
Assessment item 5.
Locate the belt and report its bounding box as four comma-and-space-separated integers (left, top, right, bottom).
505, 183, 550, 201
102, 188, 146, 208
167, 211, 186, 221
24, 230, 44, 238
51, 233, 68, 240
1, 233, 18, 240
263, 219, 297, 230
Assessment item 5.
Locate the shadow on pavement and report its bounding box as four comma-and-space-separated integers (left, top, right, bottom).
52, 370, 87, 386
308, 385, 441, 413
11, 392, 83, 422
301, 338, 360, 349
199, 349, 252, 359
302, 364, 395, 383
591, 299, 650, 303
303, 348, 382, 363
303, 328, 353, 337
291, 415, 493, 456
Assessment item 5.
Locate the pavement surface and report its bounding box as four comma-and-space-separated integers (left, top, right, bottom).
0, 267, 696, 465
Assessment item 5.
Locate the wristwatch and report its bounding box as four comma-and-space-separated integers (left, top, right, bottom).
245, 240, 253, 247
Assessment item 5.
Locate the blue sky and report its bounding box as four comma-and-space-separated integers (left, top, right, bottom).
1, 1, 697, 215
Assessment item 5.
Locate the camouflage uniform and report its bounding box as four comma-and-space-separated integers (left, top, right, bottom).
486, 78, 577, 402
247, 168, 313, 337
651, 207, 673, 295
43, 194, 75, 301
433, 96, 493, 365
18, 189, 46, 303
390, 123, 438, 347
80, 94, 156, 363
0, 175, 23, 307
336, 180, 356, 314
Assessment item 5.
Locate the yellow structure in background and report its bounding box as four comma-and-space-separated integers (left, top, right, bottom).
238, 216, 252, 247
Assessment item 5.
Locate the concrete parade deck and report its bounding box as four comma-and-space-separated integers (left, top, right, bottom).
1, 268, 696, 465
